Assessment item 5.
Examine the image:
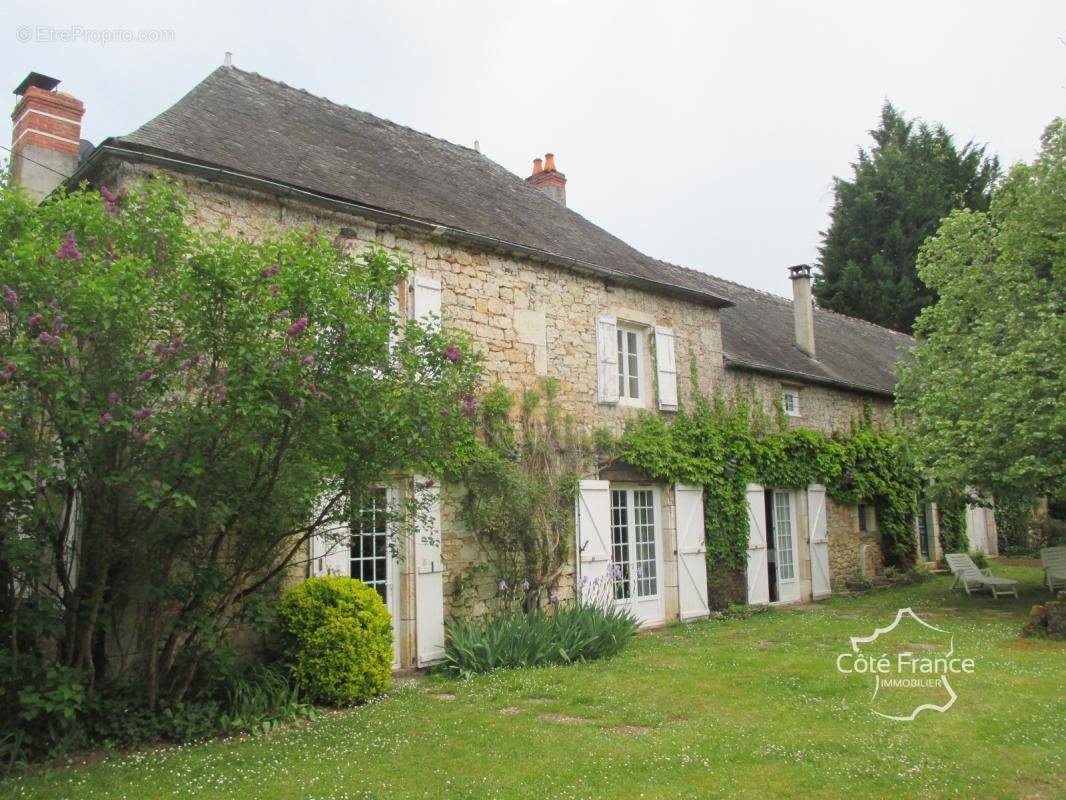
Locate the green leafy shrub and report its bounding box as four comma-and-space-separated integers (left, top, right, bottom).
440, 586, 638, 678
277, 577, 393, 705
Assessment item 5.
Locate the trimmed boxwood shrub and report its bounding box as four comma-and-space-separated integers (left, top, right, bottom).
277, 577, 393, 706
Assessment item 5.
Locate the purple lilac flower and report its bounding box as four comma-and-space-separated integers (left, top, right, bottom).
55, 231, 83, 262
498, 580, 508, 592
108, 391, 120, 405
461, 395, 477, 415
443, 346, 461, 363
302, 353, 316, 366
286, 316, 308, 337
99, 412, 112, 426
271, 283, 280, 296
146, 307, 156, 317
138, 369, 156, 383
99, 185, 121, 213
28, 313, 43, 327
260, 264, 280, 279
132, 407, 153, 422
423, 479, 436, 489
578, 575, 590, 587
37, 331, 54, 346
0, 430, 6, 442
2, 285, 18, 309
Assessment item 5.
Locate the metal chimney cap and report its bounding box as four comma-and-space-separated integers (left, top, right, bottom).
788, 264, 812, 279
14, 72, 61, 96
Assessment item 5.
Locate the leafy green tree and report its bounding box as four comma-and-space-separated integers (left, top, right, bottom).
0, 177, 481, 716
815, 102, 999, 333
897, 118, 1065, 501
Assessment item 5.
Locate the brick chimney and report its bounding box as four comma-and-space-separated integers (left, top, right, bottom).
788, 264, 816, 358
10, 73, 85, 202
526, 152, 566, 207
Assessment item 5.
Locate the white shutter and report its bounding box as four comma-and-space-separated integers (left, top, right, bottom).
965, 504, 989, 555
413, 275, 442, 327
309, 520, 350, 578
576, 479, 612, 604
415, 477, 445, 666
596, 316, 619, 404
307, 494, 351, 577
675, 484, 708, 620
654, 326, 678, 411
746, 483, 770, 605
807, 484, 831, 599
387, 283, 401, 352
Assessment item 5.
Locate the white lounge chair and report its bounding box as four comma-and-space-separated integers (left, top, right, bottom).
945, 553, 1019, 599
1040, 547, 1066, 594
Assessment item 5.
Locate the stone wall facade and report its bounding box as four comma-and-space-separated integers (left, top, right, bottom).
104, 162, 896, 658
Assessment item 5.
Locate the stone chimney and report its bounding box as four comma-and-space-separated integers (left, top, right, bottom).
788, 264, 816, 358
526, 152, 566, 206
10, 73, 85, 202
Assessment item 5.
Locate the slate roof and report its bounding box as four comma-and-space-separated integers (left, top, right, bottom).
685, 271, 913, 396
89, 65, 911, 395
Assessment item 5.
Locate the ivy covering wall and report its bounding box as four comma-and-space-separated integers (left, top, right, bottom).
615, 387, 922, 574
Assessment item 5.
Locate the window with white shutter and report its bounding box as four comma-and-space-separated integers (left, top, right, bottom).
596, 316, 619, 404
412, 275, 442, 327
654, 326, 678, 411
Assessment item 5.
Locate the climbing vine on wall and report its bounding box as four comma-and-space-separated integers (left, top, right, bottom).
451, 380, 602, 608
616, 386, 922, 577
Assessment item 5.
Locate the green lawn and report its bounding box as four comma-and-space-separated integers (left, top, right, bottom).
6, 564, 1064, 799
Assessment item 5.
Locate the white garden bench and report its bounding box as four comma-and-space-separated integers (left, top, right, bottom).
1040, 547, 1066, 594
945, 553, 1019, 599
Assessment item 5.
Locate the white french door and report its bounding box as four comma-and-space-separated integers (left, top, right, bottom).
350, 488, 400, 667
609, 487, 665, 626
772, 491, 801, 604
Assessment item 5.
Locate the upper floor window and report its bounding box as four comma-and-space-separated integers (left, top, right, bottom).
781, 389, 800, 417
616, 326, 643, 401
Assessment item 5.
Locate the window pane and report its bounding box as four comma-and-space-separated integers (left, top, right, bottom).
627, 333, 639, 398
350, 488, 389, 603
610, 490, 631, 600
773, 492, 794, 581
617, 329, 626, 396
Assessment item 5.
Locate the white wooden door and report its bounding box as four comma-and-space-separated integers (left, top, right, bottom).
415, 478, 445, 666
807, 484, 831, 599
609, 487, 665, 626
674, 484, 709, 620
309, 496, 351, 578
576, 480, 612, 604
772, 491, 801, 604
746, 483, 770, 605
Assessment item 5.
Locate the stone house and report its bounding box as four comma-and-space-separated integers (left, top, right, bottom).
10, 65, 996, 670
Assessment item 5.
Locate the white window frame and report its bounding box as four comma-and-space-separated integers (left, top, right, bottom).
616, 324, 645, 406
781, 388, 801, 417
609, 486, 662, 602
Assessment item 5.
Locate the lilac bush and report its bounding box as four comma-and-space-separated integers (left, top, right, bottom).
0, 177, 482, 730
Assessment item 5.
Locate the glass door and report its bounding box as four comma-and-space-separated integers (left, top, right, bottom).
772, 491, 800, 604
609, 487, 664, 626
351, 488, 399, 666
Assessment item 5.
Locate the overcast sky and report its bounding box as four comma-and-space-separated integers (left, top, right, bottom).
4, 1, 1064, 296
